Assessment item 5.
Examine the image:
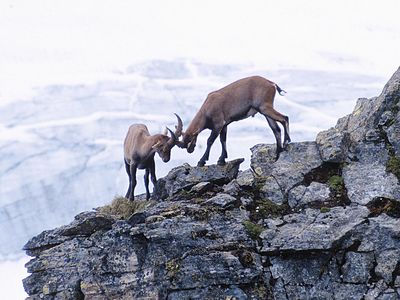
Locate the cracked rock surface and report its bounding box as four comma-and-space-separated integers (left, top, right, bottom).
23, 67, 400, 299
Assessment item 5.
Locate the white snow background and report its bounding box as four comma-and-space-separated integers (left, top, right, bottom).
1, 0, 400, 298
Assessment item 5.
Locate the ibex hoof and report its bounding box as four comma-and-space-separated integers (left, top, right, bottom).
197, 161, 206, 167
217, 159, 226, 166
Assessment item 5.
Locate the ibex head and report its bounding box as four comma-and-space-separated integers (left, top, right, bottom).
182, 134, 198, 153
152, 113, 183, 162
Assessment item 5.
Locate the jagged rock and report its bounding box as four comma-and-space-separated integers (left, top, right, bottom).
258, 175, 284, 205
375, 250, 400, 285
203, 193, 237, 208
222, 180, 241, 196
260, 206, 370, 253
236, 169, 256, 187
23, 211, 114, 256
190, 181, 212, 193
154, 158, 244, 200
343, 162, 400, 205
316, 128, 350, 163
251, 142, 323, 206
342, 251, 375, 283
288, 182, 330, 208
23, 67, 400, 299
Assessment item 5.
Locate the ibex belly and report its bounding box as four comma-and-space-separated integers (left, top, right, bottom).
228, 106, 257, 123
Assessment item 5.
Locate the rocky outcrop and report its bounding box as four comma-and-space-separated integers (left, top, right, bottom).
23, 68, 400, 299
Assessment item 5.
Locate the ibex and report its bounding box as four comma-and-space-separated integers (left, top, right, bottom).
177, 76, 291, 166
124, 114, 183, 200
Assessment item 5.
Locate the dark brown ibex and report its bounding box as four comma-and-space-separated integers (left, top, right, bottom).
177, 76, 290, 166
124, 114, 183, 200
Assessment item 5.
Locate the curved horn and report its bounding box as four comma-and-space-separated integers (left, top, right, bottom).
174, 113, 183, 138
167, 127, 177, 146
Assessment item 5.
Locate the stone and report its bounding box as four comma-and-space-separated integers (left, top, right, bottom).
375, 250, 400, 285
190, 181, 212, 193
154, 159, 244, 200
288, 182, 330, 208
260, 206, 370, 253
341, 252, 374, 283
251, 142, 323, 196
203, 193, 237, 208
343, 162, 400, 205
316, 128, 350, 163
236, 169, 255, 187
258, 176, 284, 205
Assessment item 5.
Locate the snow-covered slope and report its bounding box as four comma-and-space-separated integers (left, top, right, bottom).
0, 60, 385, 259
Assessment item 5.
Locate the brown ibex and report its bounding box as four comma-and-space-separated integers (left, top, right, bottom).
124, 114, 183, 200
177, 76, 291, 166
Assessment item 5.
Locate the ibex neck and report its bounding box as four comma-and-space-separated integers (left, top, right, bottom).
186, 110, 206, 136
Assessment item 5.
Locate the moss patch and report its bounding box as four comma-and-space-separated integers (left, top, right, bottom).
99, 196, 154, 220
320, 207, 331, 213
386, 155, 400, 180
328, 175, 344, 193
243, 221, 264, 240
165, 258, 180, 278
245, 198, 288, 222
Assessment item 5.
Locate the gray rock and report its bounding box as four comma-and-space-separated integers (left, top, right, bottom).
190, 181, 212, 193
342, 251, 374, 283
251, 142, 323, 201
260, 206, 369, 253
258, 175, 285, 205
155, 159, 244, 199
316, 128, 350, 163
236, 169, 255, 187
223, 180, 241, 196
203, 193, 237, 208
375, 250, 400, 285
343, 162, 400, 205
355, 214, 400, 252
288, 182, 330, 208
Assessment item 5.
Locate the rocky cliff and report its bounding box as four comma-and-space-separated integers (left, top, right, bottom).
23, 68, 400, 300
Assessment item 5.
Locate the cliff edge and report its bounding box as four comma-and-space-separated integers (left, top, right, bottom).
23, 67, 400, 299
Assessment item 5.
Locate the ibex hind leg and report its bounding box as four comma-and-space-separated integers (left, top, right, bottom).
265, 116, 283, 158
260, 106, 291, 150
282, 115, 291, 148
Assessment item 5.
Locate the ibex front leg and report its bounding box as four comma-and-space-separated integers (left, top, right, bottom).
149, 159, 157, 200
144, 168, 151, 200
124, 160, 132, 199
198, 129, 220, 167
217, 125, 228, 166
128, 163, 137, 201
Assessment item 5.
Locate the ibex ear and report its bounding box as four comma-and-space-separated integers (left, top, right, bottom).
162, 127, 168, 136
152, 140, 162, 149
